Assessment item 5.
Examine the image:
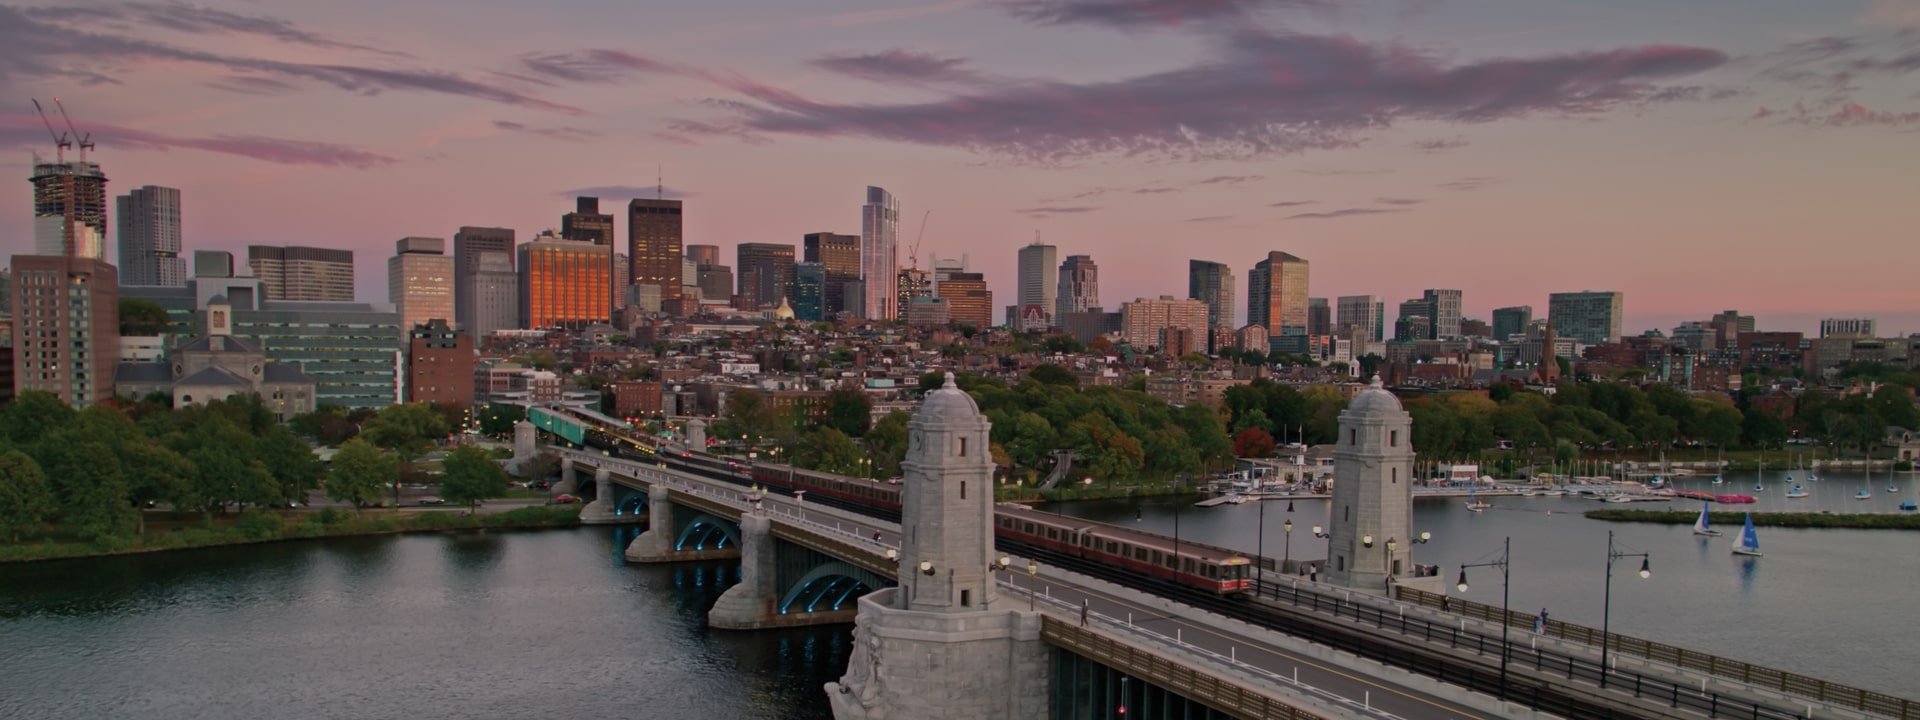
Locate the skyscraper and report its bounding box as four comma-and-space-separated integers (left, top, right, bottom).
453, 226, 514, 334
388, 237, 454, 332
11, 254, 118, 407
1308, 297, 1331, 336
804, 232, 861, 318
1422, 288, 1463, 339
1247, 251, 1308, 337
1547, 291, 1625, 345
1120, 296, 1209, 354
628, 198, 683, 310
793, 262, 826, 322
561, 197, 617, 315
860, 187, 898, 320
936, 271, 992, 328
519, 231, 611, 329
1056, 255, 1099, 320
248, 245, 354, 302
685, 244, 721, 267
736, 243, 795, 309
897, 268, 932, 314
1336, 295, 1385, 343
1187, 260, 1235, 333
31, 155, 108, 259
1017, 241, 1057, 328
114, 185, 183, 286
1492, 306, 1532, 341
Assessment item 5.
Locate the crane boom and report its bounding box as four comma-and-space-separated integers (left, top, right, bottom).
31, 99, 71, 163
52, 97, 94, 161
907, 210, 930, 270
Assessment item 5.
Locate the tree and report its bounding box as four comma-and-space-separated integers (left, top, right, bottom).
187, 444, 278, 514
718, 389, 778, 441
821, 387, 874, 437
119, 298, 171, 336
361, 402, 450, 506
256, 427, 323, 504
0, 450, 53, 542
328, 439, 395, 509
1028, 363, 1078, 387
865, 411, 911, 478
440, 445, 509, 511
515, 450, 560, 482
795, 427, 866, 475
475, 403, 526, 437
35, 440, 135, 543
1233, 427, 1276, 458
2, 392, 76, 446
119, 443, 194, 534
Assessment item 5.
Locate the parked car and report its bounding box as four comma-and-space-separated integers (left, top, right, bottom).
549, 494, 581, 505
417, 496, 446, 505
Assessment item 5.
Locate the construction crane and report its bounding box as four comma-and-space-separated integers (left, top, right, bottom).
905, 210, 930, 270
52, 97, 95, 162
31, 99, 71, 163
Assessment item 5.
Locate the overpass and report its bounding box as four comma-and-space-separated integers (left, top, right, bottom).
525, 402, 1905, 719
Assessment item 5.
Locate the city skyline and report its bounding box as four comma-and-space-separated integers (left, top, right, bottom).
3, 0, 1918, 333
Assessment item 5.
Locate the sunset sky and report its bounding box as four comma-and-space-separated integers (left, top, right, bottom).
3, 0, 1917, 334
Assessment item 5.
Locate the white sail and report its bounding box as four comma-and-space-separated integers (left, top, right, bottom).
1693, 502, 1720, 536
1732, 513, 1762, 556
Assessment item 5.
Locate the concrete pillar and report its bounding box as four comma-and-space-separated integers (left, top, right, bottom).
553, 457, 579, 496
580, 467, 629, 525
684, 418, 707, 452
510, 420, 536, 473
708, 513, 780, 629
624, 484, 676, 562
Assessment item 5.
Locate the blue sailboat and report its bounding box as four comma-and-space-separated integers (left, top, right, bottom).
1691, 502, 1721, 536
1731, 514, 1762, 557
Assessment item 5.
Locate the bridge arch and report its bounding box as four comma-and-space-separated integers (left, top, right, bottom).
777, 561, 889, 615
615, 489, 648, 517
673, 513, 740, 551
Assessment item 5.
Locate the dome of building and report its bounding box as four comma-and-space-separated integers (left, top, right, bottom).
917, 371, 981, 422
773, 297, 796, 321
1347, 375, 1404, 415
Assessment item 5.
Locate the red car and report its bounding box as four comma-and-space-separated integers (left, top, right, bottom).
548, 494, 581, 505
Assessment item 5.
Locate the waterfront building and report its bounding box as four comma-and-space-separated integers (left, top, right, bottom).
1548, 291, 1625, 345
113, 296, 317, 420
248, 245, 354, 302
10, 254, 117, 406
114, 185, 183, 286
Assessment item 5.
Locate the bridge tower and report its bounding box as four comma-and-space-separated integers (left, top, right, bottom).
1325, 375, 1419, 595
827, 373, 1047, 719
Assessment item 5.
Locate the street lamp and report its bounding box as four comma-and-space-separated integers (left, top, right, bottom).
1026, 559, 1039, 611
919, 560, 936, 576
1458, 536, 1512, 700
1311, 525, 1330, 539
1281, 500, 1295, 583
1600, 530, 1651, 689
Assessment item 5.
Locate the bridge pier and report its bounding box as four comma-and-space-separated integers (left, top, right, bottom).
709, 513, 856, 629
624, 485, 740, 563
552, 457, 579, 496
579, 468, 636, 525
508, 420, 536, 475
684, 418, 706, 452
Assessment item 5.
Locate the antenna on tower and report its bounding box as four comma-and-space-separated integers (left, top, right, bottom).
52, 98, 94, 162
30, 99, 71, 163
657, 165, 663, 200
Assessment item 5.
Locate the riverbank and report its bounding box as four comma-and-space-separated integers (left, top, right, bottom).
996, 482, 1199, 503
0, 506, 583, 564
1585, 508, 1920, 529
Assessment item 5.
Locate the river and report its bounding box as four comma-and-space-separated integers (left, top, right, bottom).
1044, 470, 1920, 697
0, 527, 847, 720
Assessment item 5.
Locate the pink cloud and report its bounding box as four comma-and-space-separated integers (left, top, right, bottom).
0, 115, 393, 168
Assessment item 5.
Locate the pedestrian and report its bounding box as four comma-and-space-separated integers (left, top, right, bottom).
1535, 608, 1549, 635
1080, 599, 1089, 627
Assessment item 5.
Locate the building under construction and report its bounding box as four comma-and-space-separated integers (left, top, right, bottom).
31, 155, 108, 260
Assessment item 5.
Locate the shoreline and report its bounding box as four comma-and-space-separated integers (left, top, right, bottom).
0, 506, 584, 564
1584, 508, 1920, 529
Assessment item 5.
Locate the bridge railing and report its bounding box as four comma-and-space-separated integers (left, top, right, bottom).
1007, 577, 1399, 720
1394, 585, 1914, 720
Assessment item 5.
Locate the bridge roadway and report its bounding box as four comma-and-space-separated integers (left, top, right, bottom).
558, 447, 1492, 720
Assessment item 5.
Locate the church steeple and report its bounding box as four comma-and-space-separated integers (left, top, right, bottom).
897, 372, 997, 612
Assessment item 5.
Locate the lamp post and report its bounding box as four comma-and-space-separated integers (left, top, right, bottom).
1027, 559, 1039, 611
1600, 530, 1651, 689
1282, 500, 1295, 582
1458, 536, 1512, 699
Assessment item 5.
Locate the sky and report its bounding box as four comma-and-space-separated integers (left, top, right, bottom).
2, 0, 1917, 335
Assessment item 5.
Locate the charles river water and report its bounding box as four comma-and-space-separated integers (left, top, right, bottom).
2, 470, 1915, 718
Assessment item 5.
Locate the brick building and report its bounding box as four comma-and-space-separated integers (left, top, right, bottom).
407, 319, 474, 408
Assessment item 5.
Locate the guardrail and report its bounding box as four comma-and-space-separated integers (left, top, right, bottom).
1394, 586, 1913, 720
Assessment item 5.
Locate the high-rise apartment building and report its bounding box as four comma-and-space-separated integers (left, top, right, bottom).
388, 237, 454, 332
1422, 289, 1463, 339
452, 227, 514, 336
1056, 255, 1099, 320
1308, 297, 1331, 336
1247, 251, 1308, 336
860, 187, 898, 320
519, 231, 611, 329
935, 271, 992, 328
1710, 310, 1755, 350
11, 255, 118, 406
1819, 318, 1877, 338
803, 232, 861, 318
1547, 291, 1625, 345
1336, 295, 1385, 343
1120, 295, 1209, 354
31, 156, 108, 259
406, 319, 474, 408
1492, 306, 1532, 341
1187, 259, 1235, 334
114, 185, 183, 286
793, 262, 826, 322
1017, 241, 1058, 328
627, 198, 683, 310
248, 245, 354, 302
736, 243, 795, 309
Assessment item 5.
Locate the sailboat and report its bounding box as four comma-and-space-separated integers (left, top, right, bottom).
1786, 484, 1809, 499
1856, 462, 1873, 500
1692, 502, 1721, 536
1712, 447, 1725, 485
1731, 514, 1763, 557
1905, 461, 1918, 512
1465, 479, 1490, 512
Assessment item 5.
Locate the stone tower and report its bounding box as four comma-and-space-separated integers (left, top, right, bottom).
1326, 375, 1416, 594
828, 372, 1048, 719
